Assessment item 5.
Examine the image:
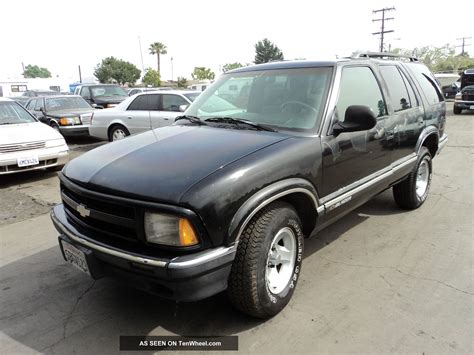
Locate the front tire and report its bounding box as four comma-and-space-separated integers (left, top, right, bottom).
393, 146, 432, 209
453, 106, 462, 115
227, 201, 304, 318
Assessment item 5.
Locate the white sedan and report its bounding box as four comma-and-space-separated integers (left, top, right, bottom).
89, 90, 200, 141
0, 98, 69, 175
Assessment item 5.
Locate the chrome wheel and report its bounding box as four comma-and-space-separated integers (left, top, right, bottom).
265, 227, 297, 295
416, 159, 430, 198
112, 128, 127, 141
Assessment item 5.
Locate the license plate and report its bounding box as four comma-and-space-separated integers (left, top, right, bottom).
62, 240, 91, 275
17, 156, 39, 167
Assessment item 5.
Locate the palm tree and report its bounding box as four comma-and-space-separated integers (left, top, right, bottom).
148, 42, 167, 76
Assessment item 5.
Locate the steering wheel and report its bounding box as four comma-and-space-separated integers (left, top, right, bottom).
280, 101, 318, 114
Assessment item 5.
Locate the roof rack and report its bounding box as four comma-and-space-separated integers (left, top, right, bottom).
353, 52, 419, 62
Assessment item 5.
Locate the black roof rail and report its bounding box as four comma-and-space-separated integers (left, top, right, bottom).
352, 52, 419, 62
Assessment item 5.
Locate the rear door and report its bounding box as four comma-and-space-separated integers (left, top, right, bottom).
379, 64, 425, 160
124, 94, 155, 134
150, 94, 188, 129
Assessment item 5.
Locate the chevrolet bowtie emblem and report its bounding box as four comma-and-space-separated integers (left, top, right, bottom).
76, 204, 90, 218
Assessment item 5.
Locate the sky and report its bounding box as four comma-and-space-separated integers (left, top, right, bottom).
1, 0, 473, 83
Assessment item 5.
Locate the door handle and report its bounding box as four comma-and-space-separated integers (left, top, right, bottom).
127, 116, 132, 119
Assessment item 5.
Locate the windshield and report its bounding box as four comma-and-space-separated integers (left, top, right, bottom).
0, 101, 37, 124
185, 67, 333, 133
184, 92, 200, 102
91, 86, 127, 97
46, 97, 91, 111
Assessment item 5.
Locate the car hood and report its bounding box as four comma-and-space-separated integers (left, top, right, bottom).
63, 125, 289, 203
47, 108, 94, 117
0, 122, 64, 145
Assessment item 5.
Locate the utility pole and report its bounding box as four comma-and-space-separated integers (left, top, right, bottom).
171, 57, 174, 81
78, 65, 82, 83
372, 7, 395, 52
456, 37, 472, 56
138, 36, 145, 73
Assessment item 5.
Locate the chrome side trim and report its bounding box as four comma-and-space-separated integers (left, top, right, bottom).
322, 153, 417, 210
169, 245, 237, 269
437, 134, 448, 155
51, 210, 167, 267
235, 187, 319, 242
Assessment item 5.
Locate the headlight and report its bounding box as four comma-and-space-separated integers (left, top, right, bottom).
455, 93, 462, 100
59, 117, 81, 125
144, 213, 198, 247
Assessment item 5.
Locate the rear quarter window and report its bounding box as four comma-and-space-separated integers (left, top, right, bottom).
406, 64, 443, 105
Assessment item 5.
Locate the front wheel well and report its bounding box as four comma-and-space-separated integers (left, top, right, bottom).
279, 192, 318, 236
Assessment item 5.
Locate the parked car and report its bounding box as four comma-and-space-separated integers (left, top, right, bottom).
10, 89, 58, 106
127, 87, 160, 96
89, 90, 200, 141
74, 84, 128, 109
453, 85, 474, 114
0, 98, 68, 175
434, 73, 460, 99
25, 95, 95, 136
51, 54, 447, 318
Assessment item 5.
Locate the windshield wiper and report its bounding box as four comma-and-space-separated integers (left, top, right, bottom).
204, 117, 276, 132
175, 115, 207, 125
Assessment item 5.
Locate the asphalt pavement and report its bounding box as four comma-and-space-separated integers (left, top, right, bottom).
0, 103, 472, 354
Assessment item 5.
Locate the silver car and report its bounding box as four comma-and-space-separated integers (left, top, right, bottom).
89, 90, 200, 141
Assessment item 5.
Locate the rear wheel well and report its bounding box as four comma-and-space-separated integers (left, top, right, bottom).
279, 192, 318, 236
108, 124, 129, 140
422, 134, 438, 157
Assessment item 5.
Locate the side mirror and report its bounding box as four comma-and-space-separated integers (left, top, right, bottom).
91, 103, 98, 108
332, 105, 377, 136
179, 104, 189, 112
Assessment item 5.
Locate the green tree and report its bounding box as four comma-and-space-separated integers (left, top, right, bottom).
94, 57, 141, 85
177, 77, 188, 88
191, 67, 215, 80
254, 38, 284, 64
149, 42, 167, 75
23, 64, 51, 78
142, 68, 161, 87
222, 62, 243, 73
392, 45, 474, 72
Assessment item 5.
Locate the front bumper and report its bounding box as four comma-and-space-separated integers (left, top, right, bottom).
50, 205, 236, 301
0, 146, 69, 175
453, 100, 474, 109
59, 124, 90, 137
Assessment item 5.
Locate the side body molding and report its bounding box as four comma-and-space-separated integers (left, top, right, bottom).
228, 178, 321, 244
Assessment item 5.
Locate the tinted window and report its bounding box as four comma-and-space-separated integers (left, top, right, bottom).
407, 64, 443, 105
380, 65, 415, 112
90, 86, 127, 97
162, 95, 189, 112
127, 94, 159, 111
337, 66, 386, 120
81, 86, 91, 99
34, 98, 44, 110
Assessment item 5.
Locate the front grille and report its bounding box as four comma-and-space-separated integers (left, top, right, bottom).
61, 184, 138, 242
0, 141, 46, 154
462, 93, 474, 101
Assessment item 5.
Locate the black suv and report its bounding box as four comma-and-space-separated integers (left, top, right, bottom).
51, 53, 447, 318
74, 84, 128, 109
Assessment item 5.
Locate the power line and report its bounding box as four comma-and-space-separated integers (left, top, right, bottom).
372, 7, 395, 52
456, 37, 472, 55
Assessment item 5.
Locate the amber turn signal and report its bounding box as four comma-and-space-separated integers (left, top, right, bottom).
179, 218, 198, 246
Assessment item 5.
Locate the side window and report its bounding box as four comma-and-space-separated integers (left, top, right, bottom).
407, 64, 443, 105
380, 65, 414, 112
27, 99, 36, 109
336, 66, 387, 120
127, 94, 159, 111
162, 95, 188, 112
400, 70, 419, 108
34, 99, 44, 111
81, 87, 91, 99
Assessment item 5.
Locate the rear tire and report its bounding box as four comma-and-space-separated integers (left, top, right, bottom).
108, 125, 130, 142
227, 201, 304, 318
393, 146, 432, 209
453, 106, 462, 115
